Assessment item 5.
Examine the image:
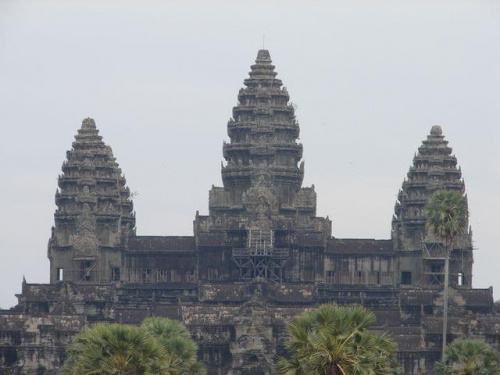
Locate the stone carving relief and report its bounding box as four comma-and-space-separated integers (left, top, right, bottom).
71, 203, 99, 257
229, 282, 274, 375
82, 185, 91, 196
242, 167, 279, 229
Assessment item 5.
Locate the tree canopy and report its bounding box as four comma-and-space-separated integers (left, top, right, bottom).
425, 189, 469, 361
278, 304, 399, 375
64, 317, 205, 375
435, 339, 500, 375
142, 317, 205, 375
425, 189, 468, 247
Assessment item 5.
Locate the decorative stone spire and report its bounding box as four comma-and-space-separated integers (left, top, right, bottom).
222, 50, 304, 203
48, 118, 135, 283
195, 50, 331, 284
392, 126, 467, 250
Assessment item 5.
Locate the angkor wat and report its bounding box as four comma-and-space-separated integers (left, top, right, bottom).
0, 50, 497, 375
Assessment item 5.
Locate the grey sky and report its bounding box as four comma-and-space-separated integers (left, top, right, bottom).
0, 0, 499, 308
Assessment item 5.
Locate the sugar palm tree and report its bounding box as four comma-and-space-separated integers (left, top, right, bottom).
277, 304, 399, 375
425, 189, 468, 362
435, 339, 500, 375
142, 317, 206, 375
64, 318, 205, 375
63, 323, 171, 375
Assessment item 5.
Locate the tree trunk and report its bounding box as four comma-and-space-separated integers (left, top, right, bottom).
441, 240, 452, 362
329, 364, 340, 375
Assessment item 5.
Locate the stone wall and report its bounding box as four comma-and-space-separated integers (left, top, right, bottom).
1, 280, 498, 375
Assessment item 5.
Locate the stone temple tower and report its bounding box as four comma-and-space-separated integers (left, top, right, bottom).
194, 50, 331, 283
48, 118, 135, 283
392, 125, 473, 287
221, 49, 304, 201
2, 50, 498, 375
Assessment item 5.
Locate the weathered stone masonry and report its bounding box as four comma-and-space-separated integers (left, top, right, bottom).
1, 50, 498, 375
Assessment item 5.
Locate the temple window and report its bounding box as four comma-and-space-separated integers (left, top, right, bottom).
401, 271, 412, 285
430, 265, 444, 284
185, 269, 195, 282
80, 261, 93, 281
326, 270, 335, 284
142, 269, 152, 283
111, 267, 120, 281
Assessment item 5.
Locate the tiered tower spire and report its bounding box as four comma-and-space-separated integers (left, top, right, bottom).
195, 50, 331, 283
392, 126, 472, 286
392, 126, 466, 247
48, 118, 135, 283
222, 50, 304, 204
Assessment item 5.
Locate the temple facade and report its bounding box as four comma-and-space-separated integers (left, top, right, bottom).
0, 50, 497, 375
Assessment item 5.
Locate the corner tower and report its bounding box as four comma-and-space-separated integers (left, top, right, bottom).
392, 126, 473, 287
48, 118, 135, 283
194, 50, 331, 283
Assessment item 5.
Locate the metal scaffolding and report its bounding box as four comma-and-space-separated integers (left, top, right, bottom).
72, 255, 99, 282
421, 236, 471, 287
422, 241, 447, 286
232, 229, 288, 282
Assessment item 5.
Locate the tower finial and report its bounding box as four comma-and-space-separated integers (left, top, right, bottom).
255, 49, 272, 63
430, 125, 443, 136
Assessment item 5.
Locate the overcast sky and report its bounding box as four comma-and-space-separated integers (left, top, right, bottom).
0, 0, 499, 308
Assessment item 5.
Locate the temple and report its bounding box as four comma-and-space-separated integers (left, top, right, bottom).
0, 50, 497, 375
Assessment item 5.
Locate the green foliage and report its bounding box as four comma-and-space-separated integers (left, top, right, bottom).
435, 339, 500, 375
142, 317, 206, 375
64, 317, 205, 375
425, 189, 469, 361
425, 190, 468, 247
63, 323, 168, 375
277, 304, 400, 375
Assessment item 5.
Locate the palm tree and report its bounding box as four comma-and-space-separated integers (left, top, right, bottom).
425, 189, 468, 361
277, 304, 399, 375
64, 318, 205, 375
142, 317, 206, 375
435, 339, 500, 375
63, 323, 170, 375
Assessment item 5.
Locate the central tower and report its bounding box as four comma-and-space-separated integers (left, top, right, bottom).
221, 49, 304, 201
194, 50, 331, 283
